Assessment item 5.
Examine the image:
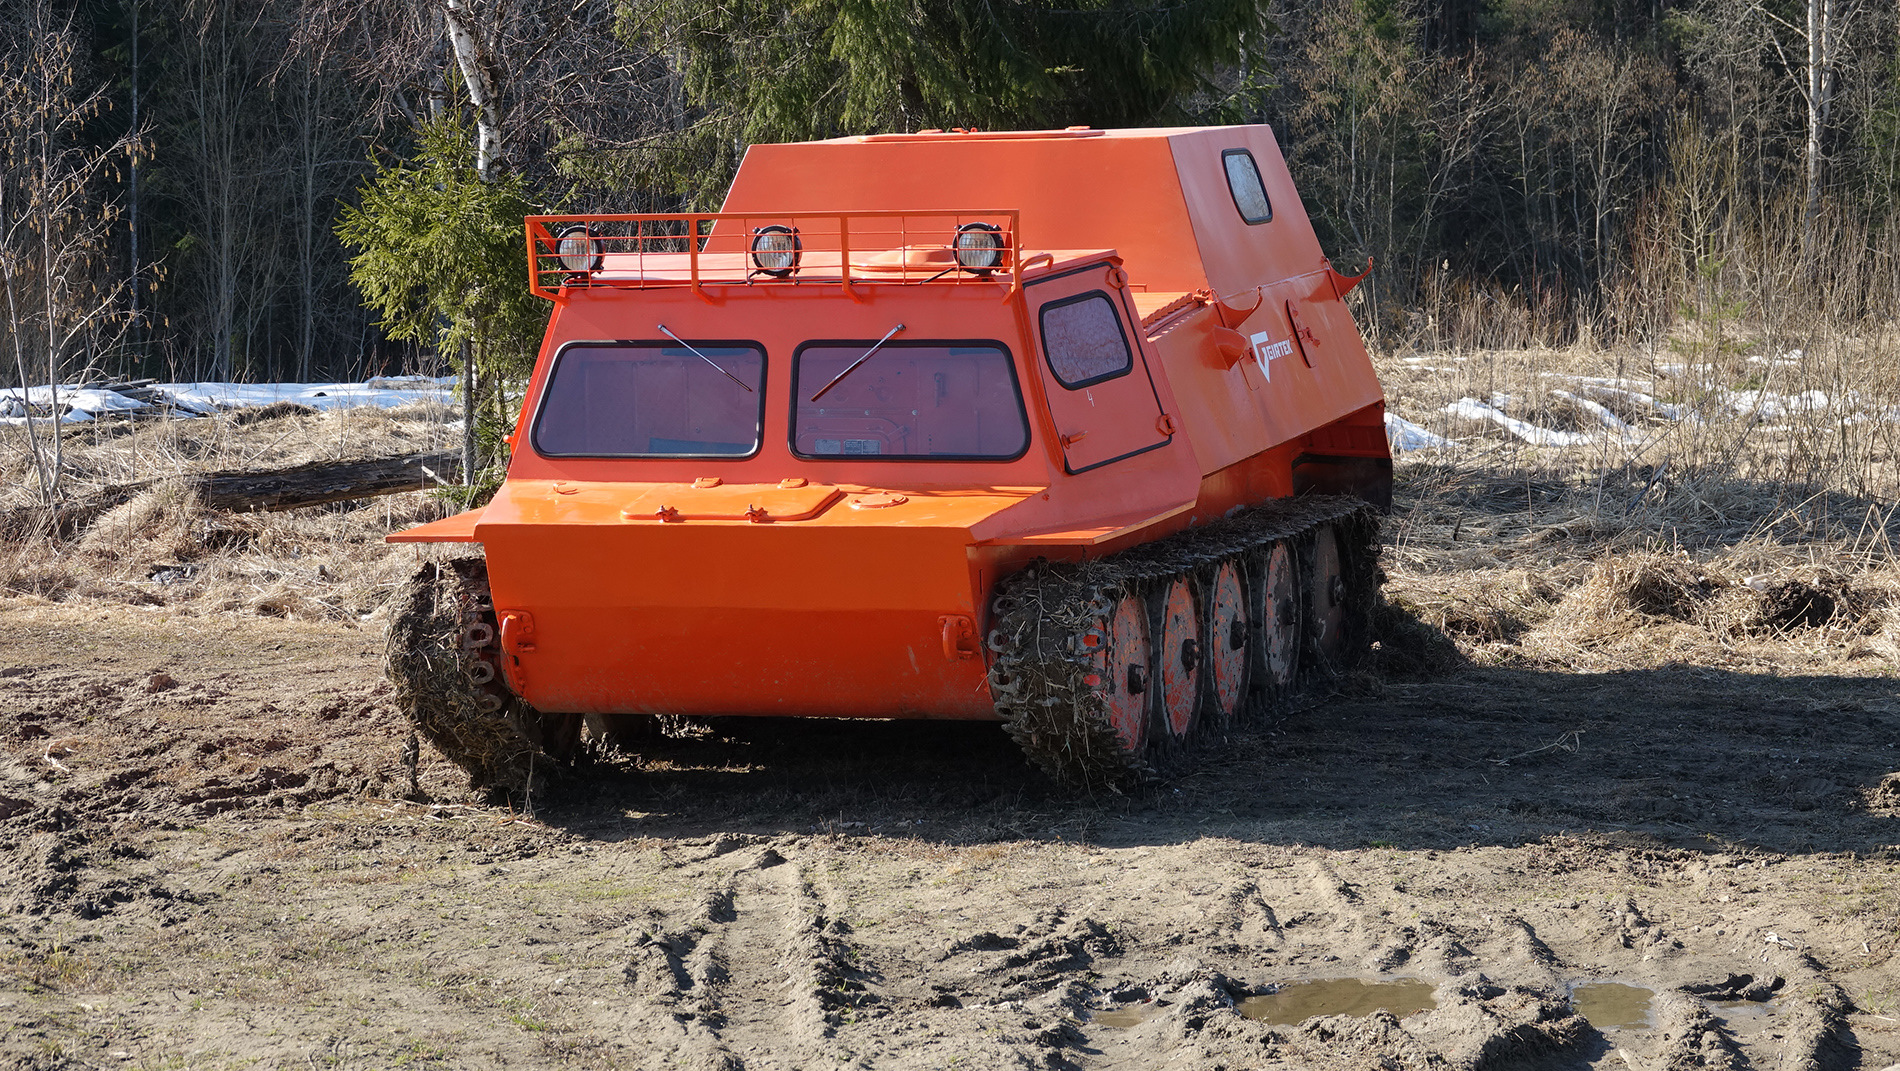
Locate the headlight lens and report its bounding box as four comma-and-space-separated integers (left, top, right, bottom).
556, 226, 598, 272
954, 222, 1004, 272
750, 225, 801, 276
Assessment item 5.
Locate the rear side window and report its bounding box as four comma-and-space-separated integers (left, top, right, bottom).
532, 341, 765, 457
791, 341, 1028, 460
1039, 292, 1134, 388
1223, 149, 1272, 224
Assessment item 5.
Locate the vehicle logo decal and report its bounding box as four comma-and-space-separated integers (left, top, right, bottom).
1250, 331, 1294, 381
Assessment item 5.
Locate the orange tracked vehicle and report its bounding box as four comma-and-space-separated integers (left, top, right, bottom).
384, 125, 1391, 793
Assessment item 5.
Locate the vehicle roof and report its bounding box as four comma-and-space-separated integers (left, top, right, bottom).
721, 125, 1328, 299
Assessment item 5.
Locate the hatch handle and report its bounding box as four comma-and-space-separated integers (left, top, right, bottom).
1007, 253, 1055, 300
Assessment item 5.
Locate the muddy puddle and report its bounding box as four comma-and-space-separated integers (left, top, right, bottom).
1571, 982, 1656, 1030
1092, 1003, 1167, 1029
1709, 999, 1782, 1037
1237, 978, 1439, 1025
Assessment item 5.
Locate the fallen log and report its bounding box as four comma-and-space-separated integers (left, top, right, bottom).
195, 451, 462, 512
1, 451, 464, 540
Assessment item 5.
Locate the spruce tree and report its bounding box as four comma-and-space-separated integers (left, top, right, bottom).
619, 0, 1270, 204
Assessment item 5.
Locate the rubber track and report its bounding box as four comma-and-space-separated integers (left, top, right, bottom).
986, 495, 1381, 790
384, 558, 555, 797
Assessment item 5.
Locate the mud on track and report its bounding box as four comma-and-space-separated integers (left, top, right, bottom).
2, 602, 1900, 1070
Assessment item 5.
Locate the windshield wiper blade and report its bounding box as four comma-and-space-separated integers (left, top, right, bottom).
809, 324, 906, 402
657, 324, 754, 392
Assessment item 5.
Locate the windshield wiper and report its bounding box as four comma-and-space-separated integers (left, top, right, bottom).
808, 324, 906, 402
657, 324, 754, 392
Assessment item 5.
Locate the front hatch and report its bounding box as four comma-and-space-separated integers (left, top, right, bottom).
617, 481, 844, 522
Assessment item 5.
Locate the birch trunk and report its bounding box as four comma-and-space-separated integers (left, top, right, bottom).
444, 0, 502, 182
1803, 0, 1838, 269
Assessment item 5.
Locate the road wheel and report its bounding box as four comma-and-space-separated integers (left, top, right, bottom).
1150, 576, 1201, 757
1306, 525, 1350, 673
1254, 540, 1301, 707
1087, 590, 1152, 757
1200, 560, 1249, 731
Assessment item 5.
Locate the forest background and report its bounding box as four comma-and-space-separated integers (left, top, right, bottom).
0, 0, 1896, 396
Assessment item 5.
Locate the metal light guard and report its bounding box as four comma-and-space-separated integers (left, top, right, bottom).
523, 210, 1023, 303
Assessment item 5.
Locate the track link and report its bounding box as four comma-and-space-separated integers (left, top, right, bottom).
987, 495, 1380, 790
384, 558, 575, 797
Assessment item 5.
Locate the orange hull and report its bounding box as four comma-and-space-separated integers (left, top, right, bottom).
391, 125, 1390, 721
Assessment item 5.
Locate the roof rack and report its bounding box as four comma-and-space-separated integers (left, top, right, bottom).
525, 210, 1024, 304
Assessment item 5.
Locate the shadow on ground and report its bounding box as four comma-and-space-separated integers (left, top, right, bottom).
537, 664, 1900, 858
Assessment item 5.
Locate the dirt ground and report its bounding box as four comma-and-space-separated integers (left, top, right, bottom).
3, 586, 1899, 1069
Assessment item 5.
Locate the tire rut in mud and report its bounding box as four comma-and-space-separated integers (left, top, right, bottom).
616, 845, 889, 1071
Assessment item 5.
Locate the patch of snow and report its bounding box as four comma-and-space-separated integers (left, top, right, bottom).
0, 377, 456, 425
1548, 389, 1636, 439
157, 379, 455, 412
1538, 372, 1656, 391
1723, 388, 1828, 420
1443, 397, 1594, 446
1385, 413, 1454, 453
1576, 383, 1687, 422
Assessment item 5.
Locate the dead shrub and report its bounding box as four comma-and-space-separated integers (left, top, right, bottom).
1702, 569, 1896, 638
1578, 552, 1725, 623
1869, 773, 1900, 817
1437, 600, 1522, 643
198, 514, 263, 553
1, 563, 76, 600
1751, 576, 1850, 631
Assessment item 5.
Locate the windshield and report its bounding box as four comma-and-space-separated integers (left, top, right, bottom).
532, 341, 765, 458
791, 341, 1029, 460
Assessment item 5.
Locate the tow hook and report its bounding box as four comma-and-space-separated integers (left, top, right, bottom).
940, 615, 979, 660
499, 611, 536, 691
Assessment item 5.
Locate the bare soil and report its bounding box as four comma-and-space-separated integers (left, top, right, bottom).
2, 593, 1898, 1070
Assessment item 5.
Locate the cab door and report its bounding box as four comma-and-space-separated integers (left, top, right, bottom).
1028, 263, 1172, 474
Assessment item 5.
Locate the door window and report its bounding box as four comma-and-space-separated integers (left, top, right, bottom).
1039, 292, 1134, 388
1031, 266, 1170, 474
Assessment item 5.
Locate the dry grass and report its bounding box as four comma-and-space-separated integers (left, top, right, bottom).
0, 402, 462, 624
1378, 334, 1900, 674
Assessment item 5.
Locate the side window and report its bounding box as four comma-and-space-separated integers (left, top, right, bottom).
1223, 149, 1272, 224
1039, 292, 1134, 389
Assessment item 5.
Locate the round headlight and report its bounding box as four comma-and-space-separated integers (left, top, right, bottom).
954, 222, 1004, 272
556, 225, 599, 272
749, 225, 801, 277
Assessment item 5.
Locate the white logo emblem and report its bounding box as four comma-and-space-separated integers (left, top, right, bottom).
1250, 331, 1294, 381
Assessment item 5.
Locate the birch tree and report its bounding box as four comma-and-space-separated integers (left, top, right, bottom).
1763, 0, 1864, 267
